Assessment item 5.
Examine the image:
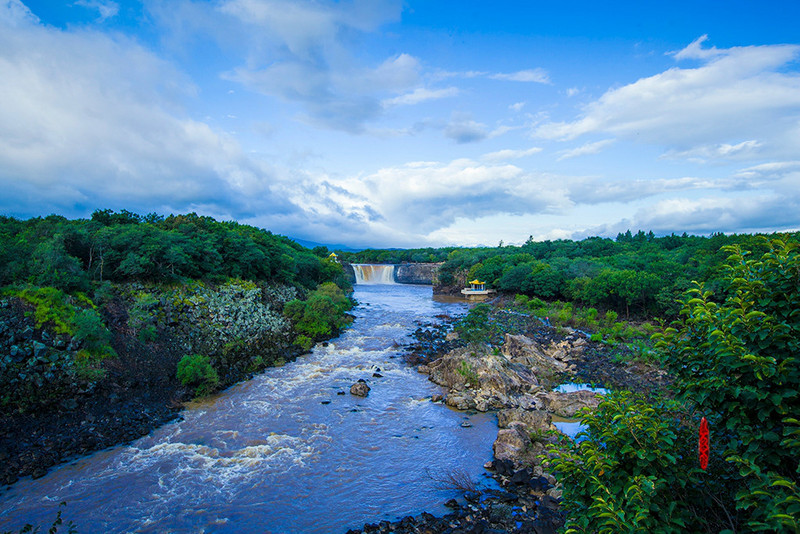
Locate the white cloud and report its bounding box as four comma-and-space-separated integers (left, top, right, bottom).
0, 11, 297, 219
566, 87, 580, 97
557, 139, 615, 160
444, 114, 489, 143
671, 34, 724, 61
509, 102, 525, 112
74, 0, 119, 22
490, 68, 550, 83
382, 86, 459, 107
662, 140, 763, 162
326, 159, 571, 237
482, 147, 542, 162
160, 0, 410, 133
536, 37, 800, 163
1, 0, 38, 26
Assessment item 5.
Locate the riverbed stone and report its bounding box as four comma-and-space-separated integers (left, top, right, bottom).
350, 382, 370, 397
425, 344, 542, 412
497, 407, 554, 431
493, 422, 533, 464
32, 341, 48, 359
536, 389, 603, 418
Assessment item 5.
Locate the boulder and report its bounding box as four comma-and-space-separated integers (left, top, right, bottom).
350, 381, 370, 397
497, 408, 553, 431
32, 341, 48, 359
537, 390, 603, 418
493, 422, 546, 466
493, 423, 530, 463
502, 334, 583, 388
425, 345, 541, 411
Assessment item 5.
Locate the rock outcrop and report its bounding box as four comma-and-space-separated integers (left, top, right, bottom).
420, 332, 605, 469
536, 389, 603, 418
502, 333, 583, 389
395, 263, 441, 285
419, 345, 541, 412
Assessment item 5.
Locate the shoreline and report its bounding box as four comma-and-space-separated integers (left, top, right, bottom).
346, 300, 669, 533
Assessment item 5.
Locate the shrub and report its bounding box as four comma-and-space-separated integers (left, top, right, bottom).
549, 392, 735, 533
176, 353, 219, 396
283, 282, 353, 341
456, 360, 479, 387
552, 238, 800, 533
137, 324, 157, 343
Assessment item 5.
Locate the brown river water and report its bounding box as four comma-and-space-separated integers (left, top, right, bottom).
0, 282, 498, 533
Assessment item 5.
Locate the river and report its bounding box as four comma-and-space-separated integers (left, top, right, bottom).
0, 282, 498, 533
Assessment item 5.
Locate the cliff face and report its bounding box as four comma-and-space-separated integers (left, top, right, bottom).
395, 263, 441, 285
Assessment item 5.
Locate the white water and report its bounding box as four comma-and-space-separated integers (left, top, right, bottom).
0, 284, 497, 534
352, 264, 396, 285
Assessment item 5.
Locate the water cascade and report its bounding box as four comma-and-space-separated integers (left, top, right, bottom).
352, 264, 396, 284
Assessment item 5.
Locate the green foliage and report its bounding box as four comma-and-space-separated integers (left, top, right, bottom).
549, 391, 733, 533
73, 309, 116, 360
554, 238, 800, 533
8, 287, 115, 361
454, 304, 501, 344
0, 210, 347, 290
10, 287, 80, 335
283, 282, 354, 341
456, 360, 479, 387
655, 237, 800, 531
137, 325, 157, 343
176, 353, 219, 396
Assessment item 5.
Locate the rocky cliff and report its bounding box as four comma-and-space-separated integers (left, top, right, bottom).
395, 263, 441, 285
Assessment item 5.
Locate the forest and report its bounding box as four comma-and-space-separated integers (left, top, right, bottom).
339, 230, 797, 320
0, 210, 353, 415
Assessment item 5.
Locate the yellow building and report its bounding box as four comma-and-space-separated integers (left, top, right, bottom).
461, 279, 496, 297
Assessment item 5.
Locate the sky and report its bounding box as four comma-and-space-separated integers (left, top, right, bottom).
1, 0, 799, 248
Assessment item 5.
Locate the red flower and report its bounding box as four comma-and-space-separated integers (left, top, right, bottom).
698, 417, 710, 470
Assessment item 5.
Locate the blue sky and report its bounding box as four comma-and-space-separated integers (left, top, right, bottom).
2, 1, 799, 247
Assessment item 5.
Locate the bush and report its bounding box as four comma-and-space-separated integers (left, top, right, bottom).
283, 282, 353, 341
549, 392, 735, 533
454, 304, 499, 344
552, 238, 800, 533
656, 238, 800, 531
176, 353, 219, 396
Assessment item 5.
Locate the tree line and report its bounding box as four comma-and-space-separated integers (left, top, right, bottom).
338, 230, 799, 319
0, 210, 347, 292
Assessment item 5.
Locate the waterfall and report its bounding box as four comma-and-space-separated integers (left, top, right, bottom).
352, 264, 396, 284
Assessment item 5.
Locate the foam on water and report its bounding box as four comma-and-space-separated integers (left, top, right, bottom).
0, 284, 493, 534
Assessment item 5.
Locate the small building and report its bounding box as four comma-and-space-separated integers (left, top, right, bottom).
327, 252, 339, 263
461, 279, 496, 298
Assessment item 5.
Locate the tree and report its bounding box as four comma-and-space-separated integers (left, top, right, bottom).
551, 238, 800, 532
658, 237, 800, 531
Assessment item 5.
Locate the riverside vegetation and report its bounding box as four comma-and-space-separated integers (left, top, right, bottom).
0, 210, 353, 485
352, 233, 799, 533
2, 212, 798, 533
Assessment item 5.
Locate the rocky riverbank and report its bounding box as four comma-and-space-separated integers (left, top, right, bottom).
0, 281, 315, 488
0, 296, 186, 486
348, 303, 670, 533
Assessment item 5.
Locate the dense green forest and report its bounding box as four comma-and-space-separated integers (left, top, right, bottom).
339, 231, 799, 319
0, 209, 348, 291
0, 210, 353, 412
